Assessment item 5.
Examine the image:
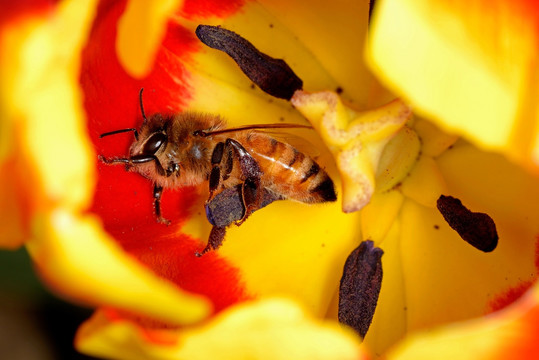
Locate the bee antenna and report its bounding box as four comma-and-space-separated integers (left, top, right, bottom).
100, 128, 139, 140
139, 88, 148, 123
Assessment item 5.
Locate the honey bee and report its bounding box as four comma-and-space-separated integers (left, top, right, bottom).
99, 89, 336, 255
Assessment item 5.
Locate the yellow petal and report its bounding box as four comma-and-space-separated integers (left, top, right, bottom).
361, 189, 404, 242
76, 298, 366, 360
414, 118, 458, 158
254, 0, 373, 104
1, 0, 98, 215
362, 125, 539, 355
400, 141, 539, 332
182, 0, 377, 106
375, 125, 421, 193
400, 155, 448, 208
27, 209, 211, 324
363, 216, 408, 353
117, 0, 183, 78
367, 0, 539, 171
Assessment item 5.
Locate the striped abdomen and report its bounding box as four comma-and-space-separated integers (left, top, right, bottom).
240, 132, 336, 203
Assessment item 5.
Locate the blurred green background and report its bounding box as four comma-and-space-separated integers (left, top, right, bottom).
0, 248, 100, 359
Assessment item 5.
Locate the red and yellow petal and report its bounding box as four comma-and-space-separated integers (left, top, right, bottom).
27, 209, 211, 324
76, 298, 366, 360
116, 0, 183, 78
367, 0, 539, 172
387, 285, 539, 360
0, 0, 98, 244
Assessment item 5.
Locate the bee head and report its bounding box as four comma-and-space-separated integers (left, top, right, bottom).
98, 88, 169, 177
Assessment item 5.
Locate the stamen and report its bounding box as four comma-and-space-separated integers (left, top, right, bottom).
437, 195, 498, 252
338, 240, 383, 338
195, 25, 303, 100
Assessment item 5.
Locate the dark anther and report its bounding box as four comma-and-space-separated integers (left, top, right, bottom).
437, 195, 498, 252
338, 240, 384, 338
195, 25, 303, 100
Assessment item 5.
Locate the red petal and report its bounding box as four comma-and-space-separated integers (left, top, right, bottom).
516, 0, 539, 32
81, 0, 252, 315
82, 1, 198, 149
181, 0, 246, 20
488, 281, 535, 313
502, 305, 539, 359
0, 0, 57, 27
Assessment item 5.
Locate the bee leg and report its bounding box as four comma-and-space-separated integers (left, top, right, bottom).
153, 184, 170, 225
195, 226, 227, 257
208, 142, 226, 201
235, 178, 263, 226
208, 167, 221, 200
99, 154, 166, 176
225, 139, 262, 179
224, 139, 264, 226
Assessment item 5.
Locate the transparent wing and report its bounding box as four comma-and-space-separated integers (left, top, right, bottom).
199, 123, 321, 157
251, 128, 321, 157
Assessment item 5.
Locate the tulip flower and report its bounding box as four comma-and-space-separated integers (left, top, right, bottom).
1, 0, 538, 359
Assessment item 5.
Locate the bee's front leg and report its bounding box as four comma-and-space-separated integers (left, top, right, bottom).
153, 184, 171, 225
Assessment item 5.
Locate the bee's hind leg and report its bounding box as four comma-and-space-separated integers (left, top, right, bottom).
235, 177, 263, 226
196, 226, 227, 257
223, 138, 264, 226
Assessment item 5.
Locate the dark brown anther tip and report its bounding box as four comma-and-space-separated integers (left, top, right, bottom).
436, 195, 498, 252
338, 240, 384, 338
195, 25, 303, 100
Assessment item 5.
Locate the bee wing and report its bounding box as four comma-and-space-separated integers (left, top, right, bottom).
251, 128, 321, 157
201, 123, 320, 157
201, 123, 312, 135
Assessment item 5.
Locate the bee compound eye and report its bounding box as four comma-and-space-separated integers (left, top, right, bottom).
143, 132, 167, 155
